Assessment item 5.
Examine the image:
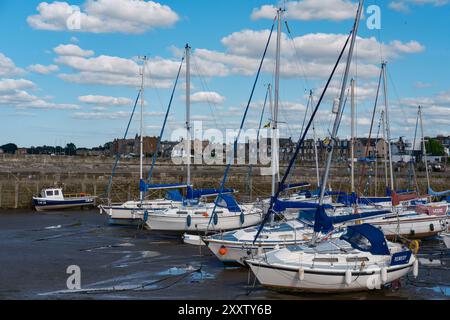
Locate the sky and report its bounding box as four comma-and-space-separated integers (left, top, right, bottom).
0, 0, 449, 148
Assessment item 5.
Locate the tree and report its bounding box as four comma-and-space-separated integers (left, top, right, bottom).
0, 143, 18, 154
425, 138, 445, 156
65, 143, 77, 156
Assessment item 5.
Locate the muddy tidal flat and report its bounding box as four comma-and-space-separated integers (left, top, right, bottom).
0, 209, 448, 300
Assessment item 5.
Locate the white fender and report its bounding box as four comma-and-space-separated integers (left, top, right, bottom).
381, 267, 388, 284
345, 269, 352, 285
298, 267, 305, 281
257, 246, 263, 256
413, 259, 419, 278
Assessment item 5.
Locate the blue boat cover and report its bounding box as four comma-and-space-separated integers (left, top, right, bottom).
140, 179, 189, 192
280, 182, 310, 191
340, 223, 390, 255
337, 192, 391, 206
273, 199, 333, 211
165, 190, 183, 202
216, 194, 241, 212
186, 186, 235, 199
313, 205, 333, 233
428, 187, 450, 197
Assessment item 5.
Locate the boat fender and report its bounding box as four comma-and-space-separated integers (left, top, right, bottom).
240, 212, 245, 224
380, 267, 388, 284
413, 259, 419, 278
409, 240, 420, 255
186, 215, 192, 227
429, 223, 434, 232
345, 269, 352, 285
213, 213, 218, 225
298, 267, 305, 281
143, 210, 148, 222
257, 246, 263, 256
218, 246, 228, 256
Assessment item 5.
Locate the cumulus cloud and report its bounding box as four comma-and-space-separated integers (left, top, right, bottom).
0, 79, 36, 92
190, 91, 226, 104
251, 0, 357, 21
27, 64, 59, 74
54, 44, 94, 57
27, 0, 179, 34
72, 110, 164, 120
0, 53, 25, 77
78, 94, 133, 106
389, 0, 449, 13
0, 78, 79, 110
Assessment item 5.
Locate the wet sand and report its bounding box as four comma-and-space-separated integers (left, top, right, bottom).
0, 209, 448, 300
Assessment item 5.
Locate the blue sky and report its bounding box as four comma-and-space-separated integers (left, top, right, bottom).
0, 0, 449, 148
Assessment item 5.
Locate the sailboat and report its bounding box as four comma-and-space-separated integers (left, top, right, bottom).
203, 10, 391, 266
247, 1, 418, 293
362, 101, 448, 239
98, 56, 187, 225
141, 44, 263, 233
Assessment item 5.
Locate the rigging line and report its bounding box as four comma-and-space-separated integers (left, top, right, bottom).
257, 85, 270, 145
357, 65, 383, 194
146, 55, 185, 184
254, 30, 353, 244
104, 90, 141, 199
190, 58, 220, 130
284, 19, 310, 90
206, 16, 277, 231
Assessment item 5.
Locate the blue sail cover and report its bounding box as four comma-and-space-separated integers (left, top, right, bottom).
337, 192, 391, 206
428, 187, 450, 197
216, 194, 241, 212
273, 199, 333, 212
186, 187, 235, 199
139, 179, 189, 192
313, 205, 333, 233
340, 224, 390, 255
165, 190, 183, 202
280, 182, 310, 191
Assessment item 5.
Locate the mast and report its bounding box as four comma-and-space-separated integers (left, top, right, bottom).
418, 105, 431, 193
350, 78, 355, 194
185, 44, 191, 191
381, 110, 389, 190
272, 8, 282, 197
310, 91, 320, 187
139, 56, 147, 201
382, 62, 395, 193
318, 0, 364, 204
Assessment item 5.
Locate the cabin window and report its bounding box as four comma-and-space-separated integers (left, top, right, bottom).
54, 190, 59, 196
46, 190, 54, 196
346, 233, 371, 251
176, 211, 188, 214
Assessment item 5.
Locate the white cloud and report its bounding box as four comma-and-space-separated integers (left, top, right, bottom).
0, 79, 36, 92
54, 44, 94, 57
27, 64, 59, 74
389, 0, 449, 13
78, 94, 133, 106
0, 53, 25, 77
190, 91, 226, 104
72, 110, 164, 120
27, 0, 179, 34
251, 0, 357, 21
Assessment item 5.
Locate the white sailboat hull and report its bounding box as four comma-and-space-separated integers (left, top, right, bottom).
247, 259, 414, 293
368, 214, 447, 239
146, 211, 262, 233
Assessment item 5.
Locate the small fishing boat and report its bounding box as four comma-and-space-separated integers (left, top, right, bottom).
32, 188, 96, 211
247, 223, 418, 293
